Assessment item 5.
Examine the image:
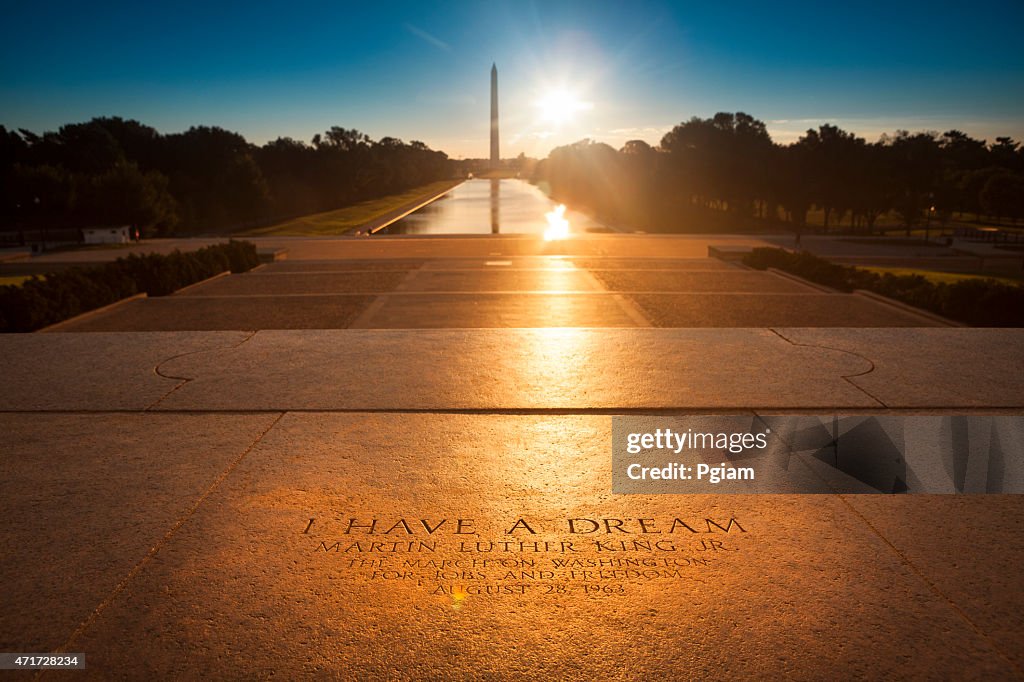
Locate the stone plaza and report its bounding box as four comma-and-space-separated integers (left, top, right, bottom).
1, 232, 1022, 678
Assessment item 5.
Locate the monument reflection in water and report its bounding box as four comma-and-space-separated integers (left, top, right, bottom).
491, 179, 499, 234
380, 178, 606, 236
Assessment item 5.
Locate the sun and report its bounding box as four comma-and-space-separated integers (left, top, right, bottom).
535, 89, 592, 124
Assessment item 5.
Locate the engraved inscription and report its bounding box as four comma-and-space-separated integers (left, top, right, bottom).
301, 515, 751, 599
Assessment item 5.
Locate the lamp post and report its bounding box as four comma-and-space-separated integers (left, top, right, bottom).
34, 196, 45, 253
15, 202, 23, 247
924, 193, 934, 244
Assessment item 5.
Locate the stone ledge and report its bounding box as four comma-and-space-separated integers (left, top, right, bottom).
37, 293, 149, 333
257, 247, 288, 262
767, 266, 837, 293
170, 270, 231, 296
854, 289, 963, 327
708, 244, 755, 261
3, 328, 1021, 412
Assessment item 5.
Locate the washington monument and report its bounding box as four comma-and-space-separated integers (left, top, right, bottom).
490, 63, 499, 168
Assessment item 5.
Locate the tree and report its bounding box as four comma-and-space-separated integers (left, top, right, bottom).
849, 142, 894, 233
980, 171, 1024, 223
76, 162, 178, 231
990, 137, 1021, 170
7, 164, 75, 223
661, 112, 773, 217
884, 131, 942, 231
48, 121, 125, 173
89, 117, 163, 171
797, 124, 864, 231
774, 143, 813, 229
162, 126, 269, 230
1, 118, 455, 236
322, 127, 370, 152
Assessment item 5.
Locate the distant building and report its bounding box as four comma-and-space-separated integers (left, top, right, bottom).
83, 226, 131, 244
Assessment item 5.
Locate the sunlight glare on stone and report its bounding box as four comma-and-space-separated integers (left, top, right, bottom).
544, 204, 571, 241
451, 585, 469, 610
535, 89, 592, 124
521, 328, 593, 401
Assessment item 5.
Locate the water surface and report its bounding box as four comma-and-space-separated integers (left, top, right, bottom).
380, 179, 606, 235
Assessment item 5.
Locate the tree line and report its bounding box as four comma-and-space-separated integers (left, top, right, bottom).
533, 112, 1024, 233
0, 118, 453, 235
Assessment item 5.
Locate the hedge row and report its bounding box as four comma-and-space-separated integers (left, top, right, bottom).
0, 240, 259, 332
743, 247, 1024, 327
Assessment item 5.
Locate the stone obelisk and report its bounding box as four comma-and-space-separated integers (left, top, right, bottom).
490, 63, 499, 169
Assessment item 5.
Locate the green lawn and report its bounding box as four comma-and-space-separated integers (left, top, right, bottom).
840, 237, 946, 247
858, 266, 1023, 286
241, 180, 461, 236
0, 275, 40, 287
802, 207, 1023, 236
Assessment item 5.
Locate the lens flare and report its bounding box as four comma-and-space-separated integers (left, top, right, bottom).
544, 204, 571, 241
535, 90, 592, 124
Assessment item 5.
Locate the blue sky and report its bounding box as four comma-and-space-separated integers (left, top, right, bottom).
1, 1, 1022, 158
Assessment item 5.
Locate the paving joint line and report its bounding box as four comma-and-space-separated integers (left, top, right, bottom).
748, 411, 1022, 676
6, 403, 1015, 413
768, 328, 888, 408
45, 411, 287, 672
250, 267, 744, 274
144, 331, 258, 411
174, 290, 842, 297
575, 267, 651, 327
835, 494, 1023, 676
